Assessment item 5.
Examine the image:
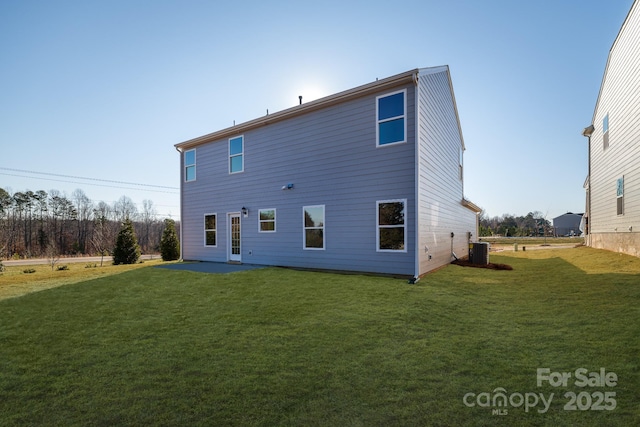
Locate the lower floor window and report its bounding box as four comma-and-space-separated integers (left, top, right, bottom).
377, 200, 406, 251
204, 214, 217, 246
304, 205, 325, 249
259, 209, 276, 232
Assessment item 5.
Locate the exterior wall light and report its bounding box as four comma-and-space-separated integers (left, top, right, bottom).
241, 207, 248, 217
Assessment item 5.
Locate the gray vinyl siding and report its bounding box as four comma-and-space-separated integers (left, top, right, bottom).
181, 83, 417, 275
553, 213, 583, 236
589, 0, 640, 244
416, 68, 477, 275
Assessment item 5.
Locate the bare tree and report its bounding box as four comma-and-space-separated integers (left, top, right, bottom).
139, 199, 157, 253
92, 201, 114, 266
45, 240, 60, 271
72, 189, 94, 254
49, 191, 77, 254
113, 195, 138, 223
33, 190, 48, 255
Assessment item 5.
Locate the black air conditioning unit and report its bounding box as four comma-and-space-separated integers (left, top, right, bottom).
470, 242, 489, 265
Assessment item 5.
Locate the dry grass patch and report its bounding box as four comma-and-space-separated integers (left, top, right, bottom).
0, 260, 167, 301
498, 245, 640, 275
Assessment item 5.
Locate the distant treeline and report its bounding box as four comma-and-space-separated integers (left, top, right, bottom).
479, 211, 552, 237
0, 187, 178, 259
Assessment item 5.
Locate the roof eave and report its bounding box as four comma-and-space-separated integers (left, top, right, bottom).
462, 198, 482, 213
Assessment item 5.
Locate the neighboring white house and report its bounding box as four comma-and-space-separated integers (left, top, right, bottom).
175, 66, 480, 280
582, 0, 640, 257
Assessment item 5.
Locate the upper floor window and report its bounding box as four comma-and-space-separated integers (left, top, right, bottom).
229, 136, 244, 173
259, 209, 276, 232
377, 199, 407, 252
204, 214, 217, 246
603, 114, 609, 150
459, 148, 464, 180
377, 89, 406, 146
303, 205, 325, 250
617, 176, 624, 216
184, 149, 196, 182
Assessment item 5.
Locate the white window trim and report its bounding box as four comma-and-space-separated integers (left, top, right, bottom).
229, 135, 244, 174
258, 208, 276, 233
376, 89, 407, 147
376, 199, 408, 253
303, 205, 325, 250
204, 213, 217, 247
185, 149, 196, 182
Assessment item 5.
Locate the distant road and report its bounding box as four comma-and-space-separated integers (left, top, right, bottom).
3, 254, 159, 266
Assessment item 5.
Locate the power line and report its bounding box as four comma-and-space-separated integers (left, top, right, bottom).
0, 171, 178, 194
0, 167, 179, 190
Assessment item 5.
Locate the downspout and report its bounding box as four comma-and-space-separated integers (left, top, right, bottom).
175, 146, 184, 261
582, 125, 594, 245
410, 70, 421, 284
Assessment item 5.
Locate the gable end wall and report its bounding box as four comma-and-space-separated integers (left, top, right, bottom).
417, 69, 477, 275
588, 0, 640, 256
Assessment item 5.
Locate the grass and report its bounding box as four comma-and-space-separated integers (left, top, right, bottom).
481, 236, 584, 246
0, 260, 166, 301
0, 247, 638, 426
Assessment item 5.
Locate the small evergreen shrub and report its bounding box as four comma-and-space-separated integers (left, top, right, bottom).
56, 265, 69, 271
160, 219, 180, 261
112, 219, 141, 265
23, 268, 36, 274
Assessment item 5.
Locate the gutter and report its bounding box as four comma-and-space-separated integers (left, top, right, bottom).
413, 69, 421, 284
175, 145, 184, 261
582, 125, 594, 238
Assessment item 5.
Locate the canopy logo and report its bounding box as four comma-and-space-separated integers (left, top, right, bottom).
463, 368, 618, 416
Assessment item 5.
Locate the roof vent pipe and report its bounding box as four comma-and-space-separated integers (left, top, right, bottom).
299, 96, 302, 105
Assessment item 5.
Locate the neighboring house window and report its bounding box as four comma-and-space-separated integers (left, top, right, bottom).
259, 209, 276, 232
376, 89, 406, 146
185, 149, 196, 182
229, 136, 244, 173
377, 199, 407, 252
204, 214, 217, 246
603, 114, 609, 150
303, 205, 325, 249
617, 177, 624, 216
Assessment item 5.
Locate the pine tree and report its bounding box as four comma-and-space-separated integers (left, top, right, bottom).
112, 218, 141, 265
160, 218, 180, 261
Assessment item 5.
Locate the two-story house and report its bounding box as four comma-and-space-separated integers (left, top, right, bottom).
175, 66, 480, 280
582, 0, 640, 257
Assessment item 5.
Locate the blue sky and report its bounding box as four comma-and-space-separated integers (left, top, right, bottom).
0, 0, 634, 220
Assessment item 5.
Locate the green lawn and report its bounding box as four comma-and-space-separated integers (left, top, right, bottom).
0, 247, 638, 426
